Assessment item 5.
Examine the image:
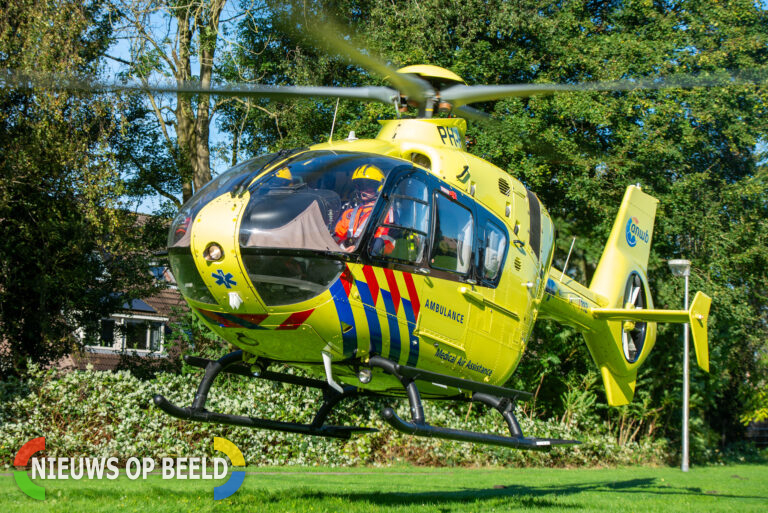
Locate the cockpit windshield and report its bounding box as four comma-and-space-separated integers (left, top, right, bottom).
168, 152, 280, 248
239, 151, 410, 253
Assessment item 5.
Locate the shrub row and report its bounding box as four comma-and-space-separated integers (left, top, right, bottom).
1, 365, 669, 468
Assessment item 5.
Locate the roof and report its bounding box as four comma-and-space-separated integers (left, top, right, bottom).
141, 287, 188, 319
123, 298, 157, 313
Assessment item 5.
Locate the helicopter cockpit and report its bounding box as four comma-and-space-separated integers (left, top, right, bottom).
167, 148, 509, 308
237, 151, 418, 305
240, 151, 400, 251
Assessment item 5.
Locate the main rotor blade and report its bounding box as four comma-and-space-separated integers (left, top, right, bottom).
453, 105, 492, 122
441, 69, 768, 107
0, 70, 400, 105
306, 21, 434, 103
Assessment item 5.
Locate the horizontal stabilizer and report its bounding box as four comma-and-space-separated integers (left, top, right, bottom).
592, 291, 711, 372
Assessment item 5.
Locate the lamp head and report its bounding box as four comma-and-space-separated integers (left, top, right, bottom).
668, 259, 691, 277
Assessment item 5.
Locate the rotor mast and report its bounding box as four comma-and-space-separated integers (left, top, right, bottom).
395, 65, 466, 119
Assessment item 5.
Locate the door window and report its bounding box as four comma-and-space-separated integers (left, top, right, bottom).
369, 176, 430, 263
481, 222, 507, 283
430, 193, 474, 274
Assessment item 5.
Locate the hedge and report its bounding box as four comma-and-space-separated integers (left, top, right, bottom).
1, 364, 669, 468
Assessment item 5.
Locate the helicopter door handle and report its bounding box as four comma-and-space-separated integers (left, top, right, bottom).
415, 267, 430, 275
459, 287, 484, 304
513, 239, 526, 248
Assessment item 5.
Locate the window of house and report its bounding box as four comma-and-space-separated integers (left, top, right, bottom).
84, 318, 115, 348
124, 319, 164, 351
86, 316, 165, 353
430, 193, 474, 274
369, 176, 430, 264
99, 319, 115, 348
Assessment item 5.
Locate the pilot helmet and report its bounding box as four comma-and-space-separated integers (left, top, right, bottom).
351, 164, 384, 199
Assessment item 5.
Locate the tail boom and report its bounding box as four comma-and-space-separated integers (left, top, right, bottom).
538, 185, 711, 406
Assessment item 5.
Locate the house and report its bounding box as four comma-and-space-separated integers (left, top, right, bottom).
60, 264, 189, 372
746, 420, 768, 448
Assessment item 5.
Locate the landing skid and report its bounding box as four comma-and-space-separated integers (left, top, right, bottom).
153, 350, 377, 439
368, 356, 580, 450
153, 350, 579, 449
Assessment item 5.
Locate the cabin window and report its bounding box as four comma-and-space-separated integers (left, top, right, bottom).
369, 176, 430, 263
430, 193, 474, 274
239, 151, 408, 254
482, 222, 507, 282
169, 152, 280, 248
240, 254, 344, 306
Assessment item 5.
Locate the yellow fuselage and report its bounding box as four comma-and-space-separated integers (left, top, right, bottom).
173, 118, 555, 397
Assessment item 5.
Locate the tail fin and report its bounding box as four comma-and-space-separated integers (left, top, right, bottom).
587, 185, 711, 405
584, 185, 660, 405
540, 185, 711, 406
590, 185, 657, 300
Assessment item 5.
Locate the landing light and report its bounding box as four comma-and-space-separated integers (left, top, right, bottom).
204, 243, 223, 261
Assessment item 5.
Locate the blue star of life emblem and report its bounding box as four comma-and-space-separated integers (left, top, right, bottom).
212, 269, 237, 289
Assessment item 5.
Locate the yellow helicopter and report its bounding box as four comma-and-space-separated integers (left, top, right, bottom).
4, 45, 713, 448
141, 59, 712, 450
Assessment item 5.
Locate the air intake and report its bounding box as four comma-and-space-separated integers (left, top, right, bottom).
498, 178, 511, 196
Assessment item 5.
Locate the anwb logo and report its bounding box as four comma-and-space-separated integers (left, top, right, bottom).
625, 216, 649, 248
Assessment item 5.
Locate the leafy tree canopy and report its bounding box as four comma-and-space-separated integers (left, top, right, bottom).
0, 0, 161, 375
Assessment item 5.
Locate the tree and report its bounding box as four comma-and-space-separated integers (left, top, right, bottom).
112, 0, 250, 205
216, 0, 394, 154
0, 0, 159, 375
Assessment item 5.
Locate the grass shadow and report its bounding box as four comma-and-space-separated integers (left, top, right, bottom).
250, 476, 768, 508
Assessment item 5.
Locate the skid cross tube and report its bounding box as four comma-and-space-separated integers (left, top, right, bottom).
369, 356, 579, 450
472, 392, 523, 438
153, 350, 377, 439
368, 356, 532, 400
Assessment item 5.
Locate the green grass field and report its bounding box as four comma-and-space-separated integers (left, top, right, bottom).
2, 464, 767, 512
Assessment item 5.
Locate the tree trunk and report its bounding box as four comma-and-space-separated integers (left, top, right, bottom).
172, 0, 224, 203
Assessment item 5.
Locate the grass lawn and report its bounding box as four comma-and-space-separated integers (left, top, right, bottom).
1, 464, 766, 512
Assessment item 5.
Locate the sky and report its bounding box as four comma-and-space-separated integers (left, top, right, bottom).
104, 5, 245, 215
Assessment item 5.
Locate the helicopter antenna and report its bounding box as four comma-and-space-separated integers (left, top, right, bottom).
560, 237, 577, 283
328, 97, 340, 143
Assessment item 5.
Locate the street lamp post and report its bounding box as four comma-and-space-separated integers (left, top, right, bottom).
668, 259, 691, 472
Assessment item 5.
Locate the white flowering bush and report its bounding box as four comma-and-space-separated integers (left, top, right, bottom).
0, 364, 667, 468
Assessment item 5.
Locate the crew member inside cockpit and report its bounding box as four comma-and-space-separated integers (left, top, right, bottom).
334, 164, 394, 253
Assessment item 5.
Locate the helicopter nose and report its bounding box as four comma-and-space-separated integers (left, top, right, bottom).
187, 193, 268, 313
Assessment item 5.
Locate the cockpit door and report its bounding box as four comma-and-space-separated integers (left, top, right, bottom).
417, 189, 475, 355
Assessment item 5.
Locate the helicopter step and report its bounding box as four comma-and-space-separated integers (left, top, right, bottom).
153, 350, 377, 440
368, 356, 579, 450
